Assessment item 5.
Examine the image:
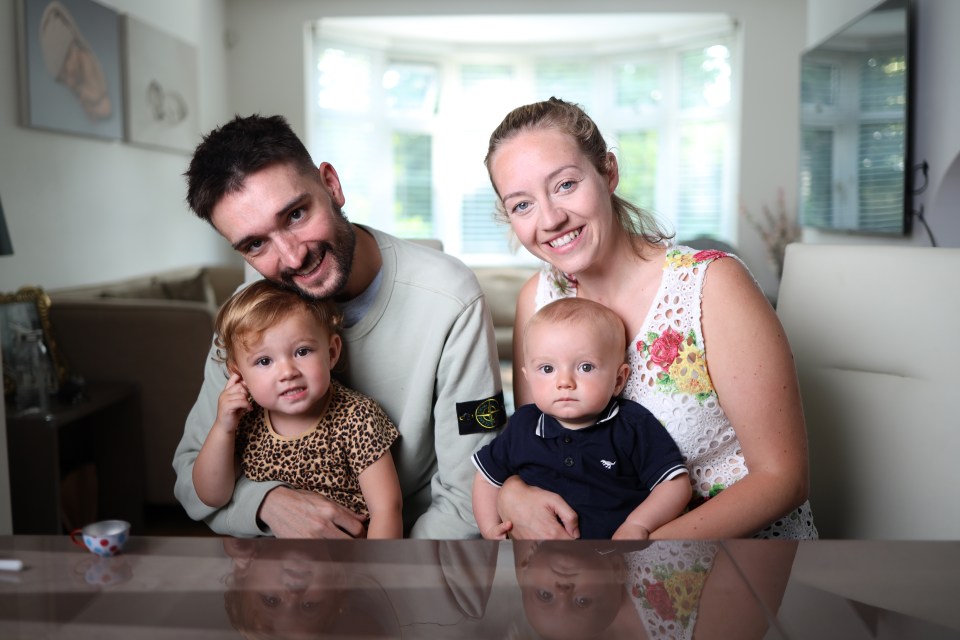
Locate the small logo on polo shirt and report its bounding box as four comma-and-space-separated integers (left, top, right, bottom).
601, 460, 616, 469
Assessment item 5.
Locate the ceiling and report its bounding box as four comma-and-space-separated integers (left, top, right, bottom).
318, 13, 733, 47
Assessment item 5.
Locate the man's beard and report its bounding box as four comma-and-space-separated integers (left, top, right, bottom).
278, 205, 356, 301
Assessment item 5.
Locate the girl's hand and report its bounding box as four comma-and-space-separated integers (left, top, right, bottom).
215, 372, 252, 435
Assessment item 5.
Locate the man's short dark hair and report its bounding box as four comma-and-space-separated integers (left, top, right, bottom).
184, 114, 317, 223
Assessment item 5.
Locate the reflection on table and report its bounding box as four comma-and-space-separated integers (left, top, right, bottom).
0, 536, 958, 639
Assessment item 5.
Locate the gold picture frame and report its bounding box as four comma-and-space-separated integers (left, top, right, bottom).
1, 286, 67, 400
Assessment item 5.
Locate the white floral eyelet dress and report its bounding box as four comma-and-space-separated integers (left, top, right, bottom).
534, 245, 818, 539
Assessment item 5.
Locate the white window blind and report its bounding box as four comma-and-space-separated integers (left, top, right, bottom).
800, 49, 906, 232
308, 24, 736, 263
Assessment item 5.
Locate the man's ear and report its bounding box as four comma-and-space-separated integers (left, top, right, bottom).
328, 333, 343, 369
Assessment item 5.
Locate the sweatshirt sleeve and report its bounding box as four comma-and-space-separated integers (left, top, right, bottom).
172, 338, 284, 537
409, 292, 505, 539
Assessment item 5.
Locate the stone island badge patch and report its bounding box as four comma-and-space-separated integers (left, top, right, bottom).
457, 391, 506, 435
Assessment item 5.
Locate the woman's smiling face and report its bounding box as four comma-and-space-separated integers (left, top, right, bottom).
489, 127, 620, 276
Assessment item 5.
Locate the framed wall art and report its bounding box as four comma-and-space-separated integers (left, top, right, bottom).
121, 16, 200, 154
16, 0, 124, 140
0, 287, 67, 401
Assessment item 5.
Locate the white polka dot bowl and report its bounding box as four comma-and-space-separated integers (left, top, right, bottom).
70, 520, 130, 557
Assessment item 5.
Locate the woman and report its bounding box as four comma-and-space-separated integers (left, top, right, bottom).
486, 98, 816, 540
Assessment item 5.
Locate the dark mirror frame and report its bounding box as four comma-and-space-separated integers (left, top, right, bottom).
798, 0, 915, 236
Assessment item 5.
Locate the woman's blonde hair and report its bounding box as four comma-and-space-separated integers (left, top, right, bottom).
485, 97, 673, 248
214, 280, 342, 368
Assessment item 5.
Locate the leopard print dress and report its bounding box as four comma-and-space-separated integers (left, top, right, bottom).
236, 380, 399, 517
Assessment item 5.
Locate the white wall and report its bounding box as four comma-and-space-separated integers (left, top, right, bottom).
224, 0, 807, 297
0, 0, 233, 534
0, 0, 237, 294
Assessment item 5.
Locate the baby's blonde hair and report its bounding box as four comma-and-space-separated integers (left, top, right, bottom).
524, 297, 627, 357
214, 280, 342, 368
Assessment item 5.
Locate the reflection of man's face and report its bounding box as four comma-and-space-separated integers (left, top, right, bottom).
516, 543, 624, 640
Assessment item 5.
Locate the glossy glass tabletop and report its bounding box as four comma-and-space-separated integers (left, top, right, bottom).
0, 536, 957, 639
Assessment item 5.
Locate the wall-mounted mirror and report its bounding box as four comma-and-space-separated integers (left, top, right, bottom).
799, 0, 913, 235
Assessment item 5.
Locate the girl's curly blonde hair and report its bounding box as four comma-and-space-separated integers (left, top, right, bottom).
214, 280, 342, 368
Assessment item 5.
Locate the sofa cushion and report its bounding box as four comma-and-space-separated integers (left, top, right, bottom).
49, 266, 238, 311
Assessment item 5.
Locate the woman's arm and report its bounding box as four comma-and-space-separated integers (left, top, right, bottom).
650, 258, 809, 539
358, 451, 404, 539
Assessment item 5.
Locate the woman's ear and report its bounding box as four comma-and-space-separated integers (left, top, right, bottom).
605, 151, 620, 194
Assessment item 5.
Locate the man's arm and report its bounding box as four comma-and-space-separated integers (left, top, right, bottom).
409, 295, 503, 539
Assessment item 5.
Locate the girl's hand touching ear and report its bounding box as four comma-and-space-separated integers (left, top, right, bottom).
215, 372, 253, 435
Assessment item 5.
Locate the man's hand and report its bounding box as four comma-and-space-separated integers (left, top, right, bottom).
259, 486, 367, 539
497, 476, 579, 540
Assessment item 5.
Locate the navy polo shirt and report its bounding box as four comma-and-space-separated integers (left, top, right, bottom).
472, 398, 687, 539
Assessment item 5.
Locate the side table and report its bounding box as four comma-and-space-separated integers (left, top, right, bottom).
5, 382, 145, 534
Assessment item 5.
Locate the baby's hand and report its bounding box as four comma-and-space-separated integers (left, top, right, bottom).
612, 522, 650, 541
215, 372, 252, 435
482, 521, 513, 540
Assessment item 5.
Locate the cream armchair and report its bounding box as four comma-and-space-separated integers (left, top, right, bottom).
776, 243, 960, 539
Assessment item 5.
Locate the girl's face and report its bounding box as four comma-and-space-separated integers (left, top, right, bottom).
489, 128, 620, 276
234, 308, 340, 421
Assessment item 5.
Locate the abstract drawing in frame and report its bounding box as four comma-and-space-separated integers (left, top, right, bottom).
17, 0, 124, 140
122, 16, 200, 154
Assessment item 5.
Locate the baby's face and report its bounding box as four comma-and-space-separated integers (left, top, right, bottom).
516, 542, 625, 640
522, 320, 628, 429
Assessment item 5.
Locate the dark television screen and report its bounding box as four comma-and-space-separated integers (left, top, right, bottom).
799, 0, 913, 235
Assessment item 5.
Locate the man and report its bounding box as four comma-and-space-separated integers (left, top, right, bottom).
172, 114, 505, 538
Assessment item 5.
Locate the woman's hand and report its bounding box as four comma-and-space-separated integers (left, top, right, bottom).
497, 476, 580, 540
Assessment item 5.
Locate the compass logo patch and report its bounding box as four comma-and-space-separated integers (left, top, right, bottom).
457, 391, 506, 435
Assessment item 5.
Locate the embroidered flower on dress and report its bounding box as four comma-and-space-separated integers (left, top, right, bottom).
546, 266, 576, 296
688, 483, 726, 509
692, 249, 728, 263
632, 562, 709, 629
665, 248, 728, 270
637, 328, 714, 401
669, 341, 713, 396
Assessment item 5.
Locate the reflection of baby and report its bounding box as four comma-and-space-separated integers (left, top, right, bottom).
39, 1, 112, 120
512, 540, 721, 640
513, 541, 631, 640
222, 539, 399, 639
